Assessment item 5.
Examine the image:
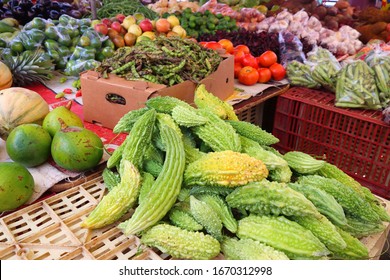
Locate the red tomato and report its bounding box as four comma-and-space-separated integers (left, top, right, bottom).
204, 41, 223, 50
234, 62, 242, 79
241, 53, 258, 69
199, 41, 208, 48
269, 63, 286, 81
257, 50, 278, 67
234, 44, 250, 54
238, 66, 259, 86
257, 68, 272, 83
234, 50, 245, 64
218, 39, 234, 54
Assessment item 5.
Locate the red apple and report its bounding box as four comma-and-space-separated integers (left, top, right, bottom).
101, 18, 112, 27
116, 14, 126, 23
111, 21, 122, 33
94, 23, 109, 35
138, 19, 153, 32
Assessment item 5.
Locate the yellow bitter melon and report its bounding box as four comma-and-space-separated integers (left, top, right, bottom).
191, 109, 241, 152
221, 237, 289, 260
141, 224, 220, 260
197, 194, 238, 234
226, 180, 322, 218
298, 175, 381, 223
194, 84, 238, 121
288, 182, 347, 227
226, 120, 279, 146
81, 160, 141, 229
189, 195, 223, 241
119, 125, 186, 236
237, 215, 330, 260
290, 214, 347, 252
184, 150, 268, 188
283, 151, 326, 174
331, 227, 369, 260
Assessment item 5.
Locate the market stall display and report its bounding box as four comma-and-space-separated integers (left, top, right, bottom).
0, 0, 390, 261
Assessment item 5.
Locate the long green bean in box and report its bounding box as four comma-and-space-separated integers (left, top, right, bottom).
80, 55, 234, 129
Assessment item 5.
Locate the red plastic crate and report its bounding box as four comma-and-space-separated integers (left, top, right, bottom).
272, 87, 390, 199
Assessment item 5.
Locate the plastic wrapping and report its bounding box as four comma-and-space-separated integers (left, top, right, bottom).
278, 31, 306, 67
10, 28, 46, 52
305, 46, 341, 92
286, 61, 321, 89
364, 45, 390, 108
335, 60, 381, 110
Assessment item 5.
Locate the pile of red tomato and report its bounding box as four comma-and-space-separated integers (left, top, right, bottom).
200, 39, 286, 86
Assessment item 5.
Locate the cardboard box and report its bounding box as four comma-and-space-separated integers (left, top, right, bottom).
81, 55, 234, 129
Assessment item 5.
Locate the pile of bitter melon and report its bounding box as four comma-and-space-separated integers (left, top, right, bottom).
81, 84, 390, 260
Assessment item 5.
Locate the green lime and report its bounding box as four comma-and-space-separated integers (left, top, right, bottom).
78, 35, 91, 47
44, 39, 60, 51
45, 26, 59, 40
58, 34, 72, 47
90, 37, 102, 49
95, 52, 105, 62
55, 59, 68, 70
57, 45, 70, 57
31, 17, 46, 30
101, 46, 114, 58
10, 41, 24, 53
103, 39, 115, 49
0, 39, 7, 48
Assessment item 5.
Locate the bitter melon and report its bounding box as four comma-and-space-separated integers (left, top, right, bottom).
184, 150, 268, 188
283, 151, 326, 174
189, 195, 223, 241
331, 227, 369, 260
81, 160, 141, 229
107, 109, 156, 169
226, 120, 279, 146
226, 180, 322, 218
237, 215, 330, 259
119, 125, 186, 236
197, 194, 238, 234
191, 109, 241, 152
146, 95, 193, 114
221, 237, 289, 260
290, 214, 347, 252
113, 107, 150, 134
298, 175, 380, 223
141, 224, 220, 260
288, 182, 347, 227
137, 172, 155, 204
319, 163, 390, 222
102, 168, 120, 192
194, 84, 238, 120
338, 215, 386, 238
171, 105, 208, 127
240, 136, 288, 170
168, 207, 203, 231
